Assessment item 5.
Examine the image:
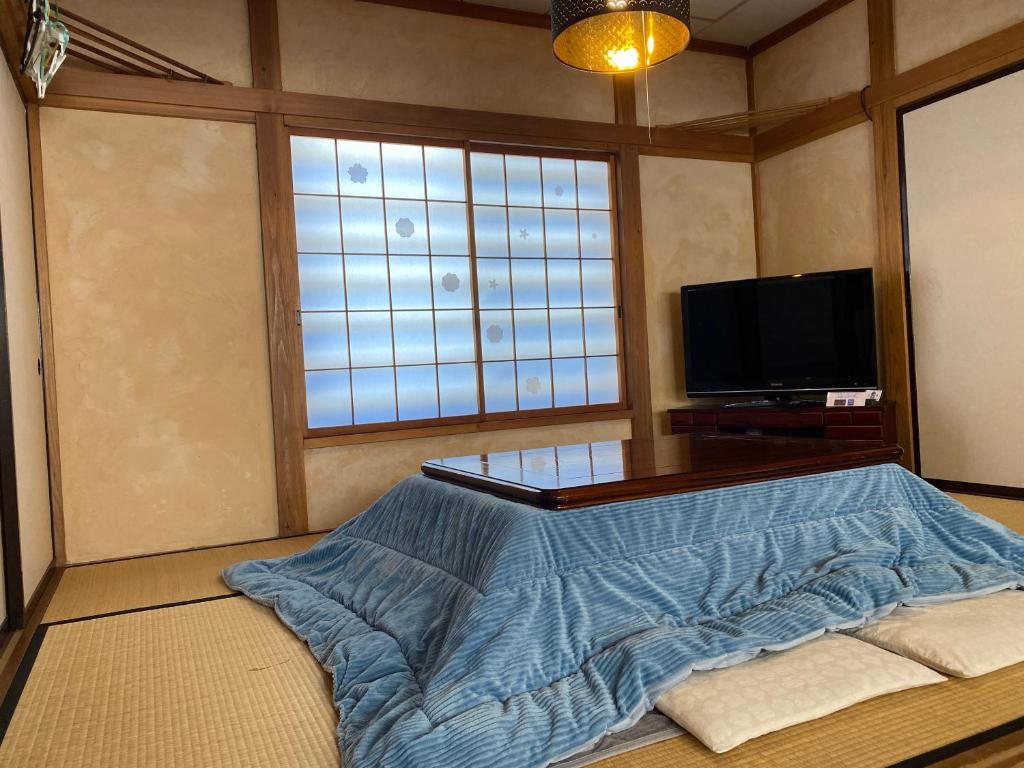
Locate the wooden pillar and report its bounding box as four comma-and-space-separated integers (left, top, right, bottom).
249, 0, 308, 534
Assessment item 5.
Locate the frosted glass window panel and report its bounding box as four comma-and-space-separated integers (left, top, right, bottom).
476, 258, 512, 309
582, 260, 615, 306
505, 155, 542, 206
542, 157, 577, 208
586, 356, 620, 404
576, 160, 611, 210
298, 253, 345, 311
479, 310, 514, 361
428, 202, 470, 255
549, 308, 584, 357
584, 307, 617, 356
294, 195, 341, 253
352, 367, 397, 424
340, 197, 386, 254
347, 311, 394, 367
511, 259, 548, 308
544, 209, 580, 258
396, 365, 439, 421
389, 256, 433, 310
301, 312, 348, 370
579, 210, 613, 259
472, 206, 509, 258
344, 255, 391, 310
438, 363, 478, 417
470, 153, 506, 205
483, 361, 517, 412
435, 310, 476, 363
547, 259, 582, 308
337, 140, 383, 197
385, 199, 429, 255
392, 311, 436, 365
516, 359, 553, 409
513, 309, 550, 359
432, 256, 472, 309
508, 207, 544, 258
291, 137, 337, 195
552, 357, 587, 407
381, 143, 425, 199
306, 370, 352, 428
424, 147, 466, 201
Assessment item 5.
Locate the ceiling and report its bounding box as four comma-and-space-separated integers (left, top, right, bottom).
469, 0, 831, 47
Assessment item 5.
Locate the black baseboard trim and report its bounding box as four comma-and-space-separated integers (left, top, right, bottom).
926, 478, 1024, 500
887, 715, 1024, 767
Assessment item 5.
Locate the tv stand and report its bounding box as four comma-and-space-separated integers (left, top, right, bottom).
669, 402, 896, 443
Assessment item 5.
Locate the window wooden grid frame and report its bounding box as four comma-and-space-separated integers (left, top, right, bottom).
288, 128, 628, 439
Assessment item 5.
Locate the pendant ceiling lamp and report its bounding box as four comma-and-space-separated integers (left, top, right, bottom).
551, 0, 691, 73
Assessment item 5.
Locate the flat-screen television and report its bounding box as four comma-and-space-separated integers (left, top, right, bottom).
681, 268, 877, 398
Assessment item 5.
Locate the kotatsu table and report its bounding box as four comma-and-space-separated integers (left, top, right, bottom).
422, 433, 903, 509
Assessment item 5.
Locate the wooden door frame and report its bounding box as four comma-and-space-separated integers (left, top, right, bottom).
896, 59, 1024, 492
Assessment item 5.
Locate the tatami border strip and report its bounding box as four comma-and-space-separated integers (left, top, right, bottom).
887, 714, 1024, 767
0, 593, 244, 746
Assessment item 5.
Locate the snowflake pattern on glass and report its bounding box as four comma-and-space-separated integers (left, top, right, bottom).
441, 273, 460, 293
554, 185, 564, 197
395, 217, 415, 238
348, 163, 368, 184
487, 279, 499, 290
486, 324, 504, 344
519, 229, 529, 240
525, 376, 542, 395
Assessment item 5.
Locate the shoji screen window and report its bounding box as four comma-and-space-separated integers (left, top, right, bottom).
470, 151, 621, 414
293, 137, 477, 428
290, 137, 622, 432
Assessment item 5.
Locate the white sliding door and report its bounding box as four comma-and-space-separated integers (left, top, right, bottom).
902, 66, 1024, 488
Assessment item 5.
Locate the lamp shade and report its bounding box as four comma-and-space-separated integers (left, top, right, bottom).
551, 0, 691, 73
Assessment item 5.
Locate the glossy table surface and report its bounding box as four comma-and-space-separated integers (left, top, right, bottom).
421, 433, 904, 509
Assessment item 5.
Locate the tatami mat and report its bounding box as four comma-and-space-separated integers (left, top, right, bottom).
952, 494, 1024, 536
45, 534, 325, 622
0, 597, 340, 768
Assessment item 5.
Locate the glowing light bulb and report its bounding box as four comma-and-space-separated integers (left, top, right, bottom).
606, 46, 640, 70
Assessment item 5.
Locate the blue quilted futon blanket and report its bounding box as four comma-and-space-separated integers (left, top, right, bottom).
223, 464, 1024, 768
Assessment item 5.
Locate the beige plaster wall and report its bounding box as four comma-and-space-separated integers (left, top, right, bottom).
278, 0, 614, 122
753, 0, 870, 110
306, 420, 632, 530
638, 155, 757, 454
757, 123, 877, 277
902, 68, 1024, 487
0, 74, 53, 601
61, 0, 252, 86
637, 51, 748, 126
895, 0, 1024, 73
39, 109, 277, 563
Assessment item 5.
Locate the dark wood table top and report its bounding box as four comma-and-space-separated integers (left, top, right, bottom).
421, 433, 904, 509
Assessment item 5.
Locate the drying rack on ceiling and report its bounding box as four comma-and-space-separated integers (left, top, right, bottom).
664, 93, 857, 134
42, 4, 227, 84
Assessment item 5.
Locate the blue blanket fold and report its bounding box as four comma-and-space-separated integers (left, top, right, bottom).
223, 464, 1024, 768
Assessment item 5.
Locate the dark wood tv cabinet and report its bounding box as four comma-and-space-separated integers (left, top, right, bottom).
669, 402, 896, 444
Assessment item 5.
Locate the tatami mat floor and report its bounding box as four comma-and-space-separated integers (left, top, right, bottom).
0, 495, 1020, 768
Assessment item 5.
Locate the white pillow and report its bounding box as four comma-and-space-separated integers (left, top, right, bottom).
655, 633, 945, 753
853, 589, 1024, 678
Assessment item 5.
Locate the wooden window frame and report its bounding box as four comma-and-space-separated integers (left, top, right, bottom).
288, 128, 632, 443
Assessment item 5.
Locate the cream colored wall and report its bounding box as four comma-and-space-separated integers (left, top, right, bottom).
39, 109, 277, 564
0, 74, 53, 601
752, 0, 870, 110
902, 68, 1024, 488
62, 0, 252, 86
637, 51, 748, 126
895, 0, 1024, 73
757, 123, 877, 277
306, 420, 631, 530
279, 0, 614, 122
638, 155, 757, 452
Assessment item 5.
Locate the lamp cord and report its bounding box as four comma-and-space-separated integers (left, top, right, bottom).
641, 11, 652, 142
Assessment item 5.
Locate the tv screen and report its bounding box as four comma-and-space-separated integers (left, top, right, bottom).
681, 268, 878, 397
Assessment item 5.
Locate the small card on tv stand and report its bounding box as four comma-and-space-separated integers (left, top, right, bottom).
827, 390, 882, 407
